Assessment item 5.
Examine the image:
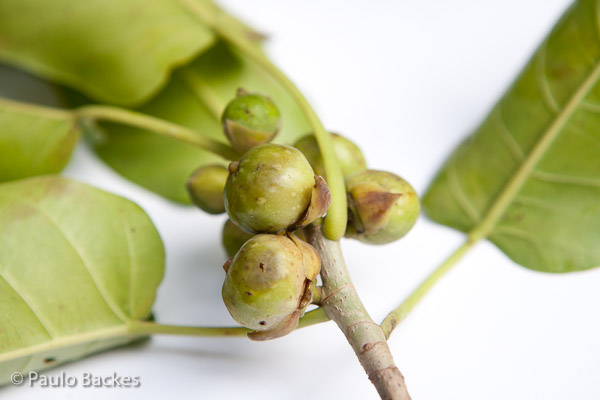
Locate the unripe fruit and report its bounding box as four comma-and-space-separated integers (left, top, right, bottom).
221, 89, 281, 154
345, 170, 420, 245
224, 143, 318, 233
222, 219, 254, 258
222, 234, 320, 337
294, 133, 367, 178
186, 165, 228, 214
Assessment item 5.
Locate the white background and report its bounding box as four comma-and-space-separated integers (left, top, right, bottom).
4, 0, 600, 399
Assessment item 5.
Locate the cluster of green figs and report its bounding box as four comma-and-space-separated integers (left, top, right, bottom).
186, 89, 420, 340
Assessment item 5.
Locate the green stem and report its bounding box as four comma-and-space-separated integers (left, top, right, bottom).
180, 0, 347, 241
297, 306, 330, 328
129, 307, 330, 337
380, 237, 478, 339
0, 96, 238, 160
130, 322, 248, 337
76, 105, 239, 160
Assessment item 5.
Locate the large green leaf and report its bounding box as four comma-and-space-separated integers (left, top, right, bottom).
424, 0, 600, 273
0, 98, 79, 182
0, 0, 216, 105
0, 0, 265, 106
0, 175, 164, 384
61, 41, 311, 203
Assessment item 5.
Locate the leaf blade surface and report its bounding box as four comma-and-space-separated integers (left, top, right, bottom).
424, 0, 600, 272
0, 176, 164, 383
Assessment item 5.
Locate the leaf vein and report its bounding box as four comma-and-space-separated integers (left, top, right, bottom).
535, 40, 560, 113
119, 215, 136, 319
0, 273, 55, 339
24, 201, 129, 323
492, 226, 551, 266
495, 225, 591, 265
530, 170, 600, 188
514, 194, 568, 212
494, 107, 524, 161
580, 100, 600, 113
447, 152, 480, 223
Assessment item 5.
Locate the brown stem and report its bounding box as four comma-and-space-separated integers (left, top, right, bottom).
306, 225, 411, 400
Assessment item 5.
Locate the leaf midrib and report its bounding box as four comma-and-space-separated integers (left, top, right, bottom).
468, 58, 600, 242
0, 324, 132, 364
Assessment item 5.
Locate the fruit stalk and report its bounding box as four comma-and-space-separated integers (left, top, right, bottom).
76, 105, 239, 160
305, 224, 411, 400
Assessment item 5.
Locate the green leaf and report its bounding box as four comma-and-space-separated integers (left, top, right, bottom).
0, 0, 216, 105
423, 0, 600, 273
0, 175, 164, 384
0, 98, 79, 182
61, 41, 311, 203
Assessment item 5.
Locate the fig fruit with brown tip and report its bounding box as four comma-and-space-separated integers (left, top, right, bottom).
345, 170, 419, 244
224, 143, 330, 234
221, 89, 281, 154
221, 233, 320, 340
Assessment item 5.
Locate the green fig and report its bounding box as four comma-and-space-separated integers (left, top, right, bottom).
224, 143, 330, 233
345, 170, 419, 245
222, 233, 320, 339
222, 219, 254, 258
294, 133, 367, 178
186, 165, 228, 214
221, 89, 281, 154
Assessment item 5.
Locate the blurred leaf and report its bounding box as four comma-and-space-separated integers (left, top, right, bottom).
0, 98, 79, 182
424, 0, 600, 272
0, 0, 217, 105
61, 42, 311, 203
0, 0, 307, 203
0, 175, 164, 384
